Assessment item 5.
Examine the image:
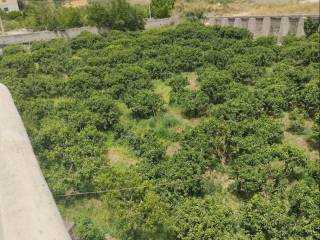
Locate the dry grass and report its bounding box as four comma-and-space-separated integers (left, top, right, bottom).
281, 112, 319, 161
205, 170, 235, 190
64, 0, 88, 7
107, 146, 138, 167
247, 2, 320, 16
154, 81, 172, 104
65, 0, 319, 15
185, 72, 200, 91
128, 0, 149, 5
175, 0, 319, 16
166, 142, 181, 156
167, 106, 201, 129
283, 132, 319, 160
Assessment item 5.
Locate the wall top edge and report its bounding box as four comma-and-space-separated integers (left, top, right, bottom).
206, 15, 320, 19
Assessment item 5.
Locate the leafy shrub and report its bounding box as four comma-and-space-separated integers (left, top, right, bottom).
168, 74, 188, 92
288, 108, 306, 134
172, 194, 240, 239
107, 0, 145, 30
2, 44, 26, 56
246, 46, 277, 67
1, 52, 34, 76
179, 90, 209, 118
85, 94, 120, 131
233, 144, 307, 198
204, 49, 230, 69
184, 8, 205, 22
301, 78, 320, 117
105, 64, 151, 98
199, 68, 232, 104
229, 61, 259, 84
304, 17, 320, 37
151, 0, 175, 18
128, 90, 164, 118
70, 32, 102, 50
255, 77, 289, 115
20, 1, 144, 31
141, 60, 172, 80
242, 195, 293, 239
215, 25, 252, 40
86, 3, 110, 28
309, 114, 320, 148
210, 95, 264, 121
76, 216, 105, 240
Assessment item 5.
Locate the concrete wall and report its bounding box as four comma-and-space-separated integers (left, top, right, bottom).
0, 18, 181, 47
0, 83, 72, 240
0, 15, 317, 47
204, 15, 320, 39
0, 0, 19, 12
0, 26, 100, 47
145, 17, 181, 29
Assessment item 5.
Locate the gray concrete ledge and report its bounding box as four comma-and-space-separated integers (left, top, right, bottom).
0, 84, 71, 240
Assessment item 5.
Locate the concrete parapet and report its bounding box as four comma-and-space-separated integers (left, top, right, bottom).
0, 84, 71, 240
221, 17, 229, 26
248, 17, 257, 36
296, 17, 306, 37
261, 17, 271, 36
234, 18, 243, 28
145, 17, 180, 29
278, 16, 290, 39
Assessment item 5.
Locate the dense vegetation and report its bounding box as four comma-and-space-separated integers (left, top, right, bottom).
151, 0, 176, 18
1, 23, 319, 240
0, 0, 145, 31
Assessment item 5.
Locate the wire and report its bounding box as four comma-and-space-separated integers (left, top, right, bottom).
54, 176, 205, 198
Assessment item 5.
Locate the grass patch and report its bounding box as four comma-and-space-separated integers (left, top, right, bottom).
58, 198, 114, 236
281, 112, 319, 161
131, 112, 179, 142
166, 142, 181, 156
184, 72, 200, 91
107, 145, 139, 167
154, 80, 172, 104
167, 105, 201, 129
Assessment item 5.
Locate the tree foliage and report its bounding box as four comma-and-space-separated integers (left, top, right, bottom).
0, 22, 318, 240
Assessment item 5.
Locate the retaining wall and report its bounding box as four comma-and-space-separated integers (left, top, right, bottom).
0, 26, 100, 47
0, 17, 181, 47
145, 17, 181, 29
0, 15, 318, 47
204, 15, 319, 39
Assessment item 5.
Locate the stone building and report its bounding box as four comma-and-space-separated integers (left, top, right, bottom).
0, 0, 19, 12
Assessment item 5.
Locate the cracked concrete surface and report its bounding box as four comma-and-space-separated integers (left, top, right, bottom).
0, 84, 71, 240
